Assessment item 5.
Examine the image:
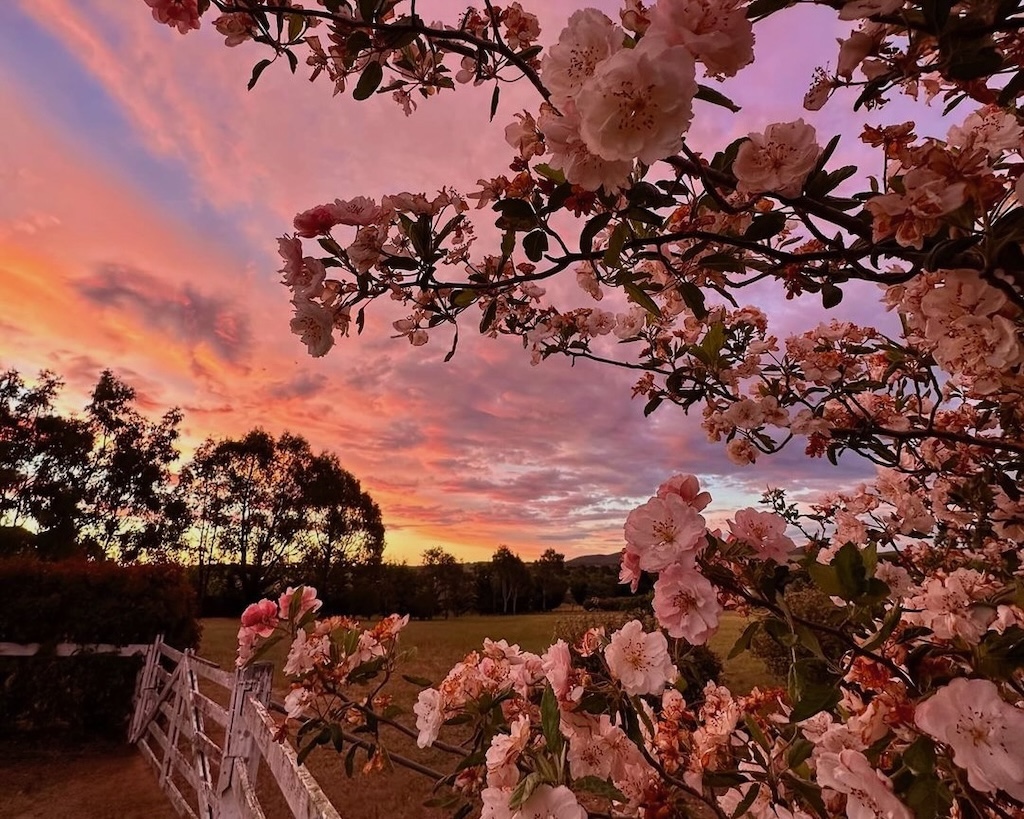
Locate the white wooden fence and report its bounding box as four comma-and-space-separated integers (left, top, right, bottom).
129, 637, 342, 819
1, 638, 342, 819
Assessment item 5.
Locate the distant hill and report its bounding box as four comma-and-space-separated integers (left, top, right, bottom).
565, 552, 622, 568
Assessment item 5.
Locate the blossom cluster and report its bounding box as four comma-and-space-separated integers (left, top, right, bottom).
236, 474, 1024, 818
151, 0, 1024, 816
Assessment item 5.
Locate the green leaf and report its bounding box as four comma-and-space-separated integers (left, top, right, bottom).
902, 736, 936, 775
731, 783, 760, 818
745, 0, 795, 20
786, 738, 814, 769
833, 542, 868, 600
573, 776, 626, 802
603, 223, 629, 268
945, 41, 1004, 81
677, 280, 707, 319
344, 744, 358, 777
643, 396, 663, 417
580, 212, 613, 254
906, 774, 952, 819
821, 283, 843, 309
402, 674, 434, 688
494, 198, 538, 231
729, 621, 760, 659
998, 69, 1024, 106
861, 603, 903, 652
247, 59, 273, 91
534, 164, 566, 184
479, 298, 498, 334
701, 321, 726, 361
540, 684, 562, 753
744, 211, 787, 241
490, 85, 500, 121
508, 773, 542, 810
695, 83, 741, 112
353, 61, 384, 101
743, 715, 770, 751
789, 681, 840, 721
623, 281, 661, 317
523, 230, 549, 262
358, 0, 380, 22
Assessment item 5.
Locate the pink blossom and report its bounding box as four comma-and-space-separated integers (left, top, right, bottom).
837, 25, 884, 79
213, 12, 253, 46
293, 203, 342, 238
647, 0, 754, 78
333, 196, 388, 226
505, 111, 546, 161
413, 688, 444, 748
277, 236, 304, 284
347, 225, 385, 274
283, 686, 312, 720
236, 626, 256, 668
865, 169, 966, 249
816, 749, 911, 819
623, 493, 707, 572
618, 547, 643, 593
614, 306, 647, 339
145, 0, 201, 34
605, 619, 678, 695
915, 678, 1024, 800
946, 101, 1019, 157
728, 508, 795, 562
290, 298, 335, 357
240, 599, 278, 638
515, 784, 587, 819
541, 9, 623, 108
278, 585, 322, 620
725, 437, 758, 465
283, 629, 331, 677
538, 102, 633, 192
652, 562, 721, 644
485, 715, 531, 788
656, 473, 712, 511
566, 714, 645, 782
733, 119, 821, 198
903, 569, 996, 642
576, 39, 697, 165
541, 640, 582, 706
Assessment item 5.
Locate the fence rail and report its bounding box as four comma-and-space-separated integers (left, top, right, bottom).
2, 637, 342, 819
129, 638, 343, 819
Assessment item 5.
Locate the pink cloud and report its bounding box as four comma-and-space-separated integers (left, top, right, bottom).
0, 0, 884, 565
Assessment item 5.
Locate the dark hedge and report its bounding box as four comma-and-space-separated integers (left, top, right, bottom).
0, 558, 200, 738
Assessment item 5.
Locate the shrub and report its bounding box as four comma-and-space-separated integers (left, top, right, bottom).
749, 584, 846, 684
0, 557, 200, 738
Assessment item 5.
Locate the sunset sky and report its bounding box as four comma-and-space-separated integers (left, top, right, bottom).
0, 1, 917, 563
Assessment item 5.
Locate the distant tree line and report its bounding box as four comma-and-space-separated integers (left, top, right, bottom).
0, 367, 383, 611
327, 545, 649, 620
1, 366, 642, 618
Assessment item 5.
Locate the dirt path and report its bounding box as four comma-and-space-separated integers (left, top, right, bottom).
0, 740, 177, 819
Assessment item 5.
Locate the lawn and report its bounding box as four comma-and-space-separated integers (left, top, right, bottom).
198, 610, 775, 819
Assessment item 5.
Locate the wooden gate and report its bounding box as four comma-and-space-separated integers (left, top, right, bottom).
129, 638, 342, 819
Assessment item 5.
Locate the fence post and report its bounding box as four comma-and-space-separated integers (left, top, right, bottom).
216, 661, 273, 816
128, 635, 163, 743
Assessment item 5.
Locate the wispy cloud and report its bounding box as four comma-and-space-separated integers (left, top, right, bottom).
76, 263, 252, 364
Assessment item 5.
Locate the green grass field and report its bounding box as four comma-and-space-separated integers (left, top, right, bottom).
199, 610, 772, 697
197, 610, 774, 819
